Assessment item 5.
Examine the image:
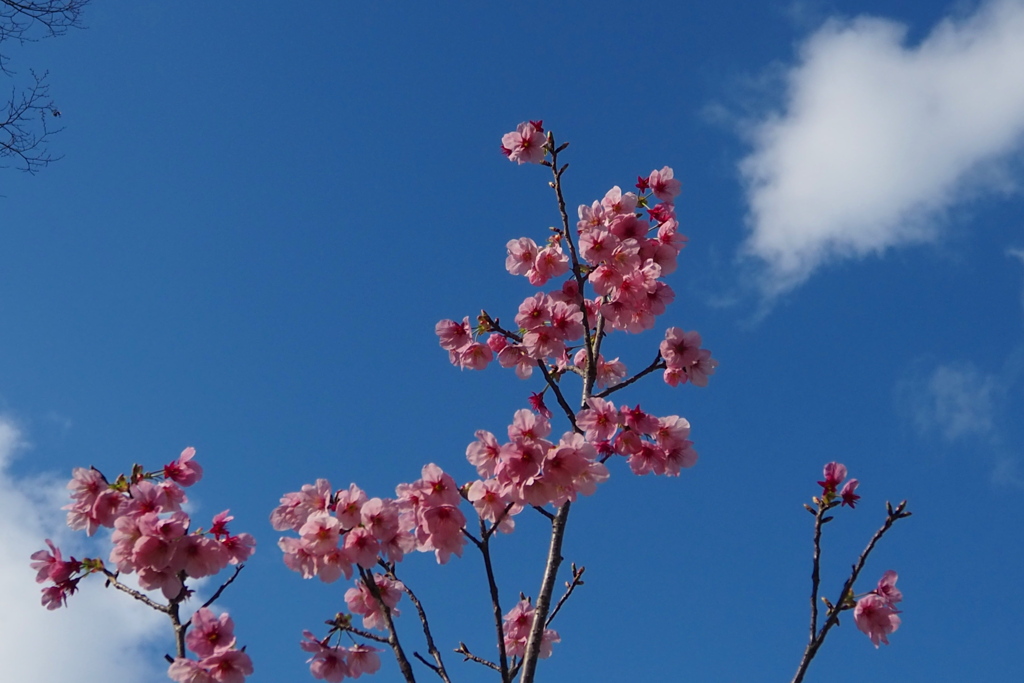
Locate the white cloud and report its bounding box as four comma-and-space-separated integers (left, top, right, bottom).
0, 416, 167, 683
739, 0, 1024, 297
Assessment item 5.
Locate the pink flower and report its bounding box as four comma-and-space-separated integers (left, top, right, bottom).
502, 599, 559, 659
201, 648, 253, 683
270, 479, 333, 532
301, 631, 350, 682
186, 608, 236, 658
466, 430, 501, 478
660, 328, 702, 368
648, 166, 681, 202
179, 534, 231, 578
164, 446, 204, 486
684, 349, 718, 387
300, 512, 342, 555
506, 237, 539, 277
279, 537, 317, 578
817, 462, 847, 495
467, 479, 519, 533
30, 539, 67, 583
421, 504, 466, 564
221, 532, 256, 565
501, 121, 546, 164
168, 658, 216, 683
854, 593, 901, 647
840, 478, 860, 508
875, 570, 903, 607
435, 317, 473, 352
601, 186, 638, 216
529, 243, 569, 285
454, 341, 493, 370
64, 470, 124, 535
344, 526, 381, 569
528, 392, 552, 419
41, 583, 75, 610
209, 510, 233, 538
345, 643, 382, 678
334, 483, 368, 530
345, 574, 404, 631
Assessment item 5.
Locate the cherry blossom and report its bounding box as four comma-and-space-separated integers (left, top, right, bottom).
853, 593, 901, 647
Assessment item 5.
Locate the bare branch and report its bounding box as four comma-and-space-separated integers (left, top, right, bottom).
0, 69, 61, 172
453, 642, 500, 672
593, 354, 666, 400
0, 2, 90, 173
545, 564, 585, 628
100, 568, 170, 614
394, 572, 451, 683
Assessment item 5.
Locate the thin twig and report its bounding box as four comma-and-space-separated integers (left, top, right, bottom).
593, 354, 666, 399
545, 564, 585, 628
454, 642, 500, 671
537, 360, 578, 430
339, 624, 390, 644
199, 564, 245, 612
808, 502, 837, 643
99, 568, 169, 613
476, 518, 510, 682
395, 572, 451, 683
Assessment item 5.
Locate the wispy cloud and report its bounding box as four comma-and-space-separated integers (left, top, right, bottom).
0, 416, 167, 683
896, 348, 1024, 487
739, 0, 1024, 298
905, 363, 1000, 441
1009, 246, 1024, 314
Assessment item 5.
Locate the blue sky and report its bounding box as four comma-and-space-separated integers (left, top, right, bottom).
2, 1, 1023, 681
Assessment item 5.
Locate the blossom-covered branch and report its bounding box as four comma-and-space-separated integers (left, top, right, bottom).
791, 463, 911, 683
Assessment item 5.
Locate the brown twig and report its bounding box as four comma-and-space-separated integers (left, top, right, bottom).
454, 642, 500, 671
394, 570, 451, 683
593, 354, 666, 399
476, 518, 511, 681
198, 564, 245, 613
99, 568, 169, 613
361, 567, 417, 683
545, 564, 585, 628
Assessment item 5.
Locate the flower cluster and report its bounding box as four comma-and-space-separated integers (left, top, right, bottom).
574, 177, 686, 334
440, 126, 717, 393
301, 631, 382, 681
466, 408, 608, 510
29, 539, 86, 609
660, 327, 717, 387
33, 448, 255, 606
577, 398, 697, 476
502, 599, 560, 660
817, 461, 860, 508
32, 449, 255, 682
272, 463, 473, 585
168, 608, 254, 683
854, 571, 903, 647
